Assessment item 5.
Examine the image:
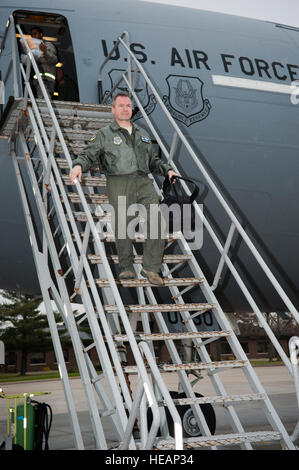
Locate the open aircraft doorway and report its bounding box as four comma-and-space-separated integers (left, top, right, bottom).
13, 10, 79, 102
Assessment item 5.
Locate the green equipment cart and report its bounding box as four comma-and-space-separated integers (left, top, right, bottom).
0, 389, 51, 450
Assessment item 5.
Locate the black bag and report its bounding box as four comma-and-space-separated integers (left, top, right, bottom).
160, 175, 199, 234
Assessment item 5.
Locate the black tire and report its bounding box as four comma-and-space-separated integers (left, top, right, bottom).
168, 392, 216, 438
147, 390, 178, 436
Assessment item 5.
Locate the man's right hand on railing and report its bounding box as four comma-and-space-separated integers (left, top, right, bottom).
70, 165, 82, 184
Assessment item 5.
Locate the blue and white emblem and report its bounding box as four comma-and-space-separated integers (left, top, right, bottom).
113, 136, 122, 145
141, 136, 151, 143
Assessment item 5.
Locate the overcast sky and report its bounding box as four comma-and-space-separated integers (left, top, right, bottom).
140, 0, 299, 28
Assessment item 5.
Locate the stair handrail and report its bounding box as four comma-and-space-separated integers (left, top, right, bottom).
97, 34, 299, 327
139, 341, 184, 450
98, 31, 131, 103
289, 336, 299, 443
120, 373, 161, 450
14, 23, 163, 427
0, 15, 20, 105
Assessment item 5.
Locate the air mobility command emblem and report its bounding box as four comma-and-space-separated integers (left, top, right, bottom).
163, 75, 211, 127
141, 136, 151, 143
113, 136, 122, 145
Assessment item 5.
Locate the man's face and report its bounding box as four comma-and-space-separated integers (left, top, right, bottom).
112, 96, 133, 122
31, 29, 43, 40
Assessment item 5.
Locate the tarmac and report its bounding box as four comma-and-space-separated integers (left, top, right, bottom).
0, 365, 298, 451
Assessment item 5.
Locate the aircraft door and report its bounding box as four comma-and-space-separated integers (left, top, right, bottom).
12, 10, 79, 102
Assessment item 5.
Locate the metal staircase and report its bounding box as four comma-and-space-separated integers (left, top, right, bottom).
0, 17, 298, 450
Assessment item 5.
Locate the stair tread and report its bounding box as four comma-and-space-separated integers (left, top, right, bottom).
56, 157, 100, 172
155, 431, 282, 449
0, 98, 24, 138
74, 231, 181, 243
168, 392, 266, 406
114, 330, 230, 342
105, 302, 214, 314
91, 277, 203, 288
56, 141, 88, 155
62, 175, 106, 186
38, 99, 112, 114
89, 253, 192, 264
162, 359, 247, 371
67, 193, 109, 204
123, 359, 247, 374
43, 116, 112, 130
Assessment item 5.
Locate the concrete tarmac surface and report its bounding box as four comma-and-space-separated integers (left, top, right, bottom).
0, 365, 298, 450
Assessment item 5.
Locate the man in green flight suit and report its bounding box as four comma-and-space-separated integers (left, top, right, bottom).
70, 92, 178, 285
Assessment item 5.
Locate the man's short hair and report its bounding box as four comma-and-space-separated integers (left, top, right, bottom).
112, 92, 132, 106
31, 26, 43, 35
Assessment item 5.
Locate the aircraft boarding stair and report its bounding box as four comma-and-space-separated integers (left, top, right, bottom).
0, 19, 298, 450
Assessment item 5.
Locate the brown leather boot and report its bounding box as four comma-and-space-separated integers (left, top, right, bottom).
119, 270, 135, 280
141, 268, 164, 286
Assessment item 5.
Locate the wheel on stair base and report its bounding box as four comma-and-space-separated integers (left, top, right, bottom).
147, 391, 216, 439
168, 392, 216, 438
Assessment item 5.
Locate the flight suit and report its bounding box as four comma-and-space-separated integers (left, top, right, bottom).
72, 120, 172, 273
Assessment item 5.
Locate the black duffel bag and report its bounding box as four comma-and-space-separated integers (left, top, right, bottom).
160, 175, 199, 234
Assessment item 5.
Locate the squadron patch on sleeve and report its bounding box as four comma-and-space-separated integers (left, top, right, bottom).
90, 134, 97, 142
113, 136, 122, 145
141, 136, 151, 143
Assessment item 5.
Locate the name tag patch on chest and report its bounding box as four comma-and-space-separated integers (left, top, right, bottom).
113, 136, 122, 145
141, 136, 151, 143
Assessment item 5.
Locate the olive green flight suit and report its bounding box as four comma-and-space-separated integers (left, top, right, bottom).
72, 120, 172, 273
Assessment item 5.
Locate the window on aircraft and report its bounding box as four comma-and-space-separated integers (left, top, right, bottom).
14, 10, 79, 102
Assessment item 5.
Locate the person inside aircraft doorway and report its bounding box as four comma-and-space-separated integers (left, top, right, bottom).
70, 92, 178, 286
29, 26, 58, 99
54, 67, 79, 102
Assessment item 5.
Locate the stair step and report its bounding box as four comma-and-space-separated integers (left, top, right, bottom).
114, 330, 229, 342
71, 210, 144, 224
123, 359, 246, 374
72, 211, 110, 222
105, 302, 214, 314
74, 231, 181, 243
38, 99, 112, 115
55, 158, 71, 170
89, 253, 192, 264
162, 359, 247, 372
56, 141, 88, 155
90, 277, 203, 289
58, 131, 98, 143
43, 115, 112, 131
56, 157, 101, 172
0, 98, 25, 139
67, 193, 109, 205
167, 393, 266, 407
62, 175, 106, 187
155, 431, 282, 449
